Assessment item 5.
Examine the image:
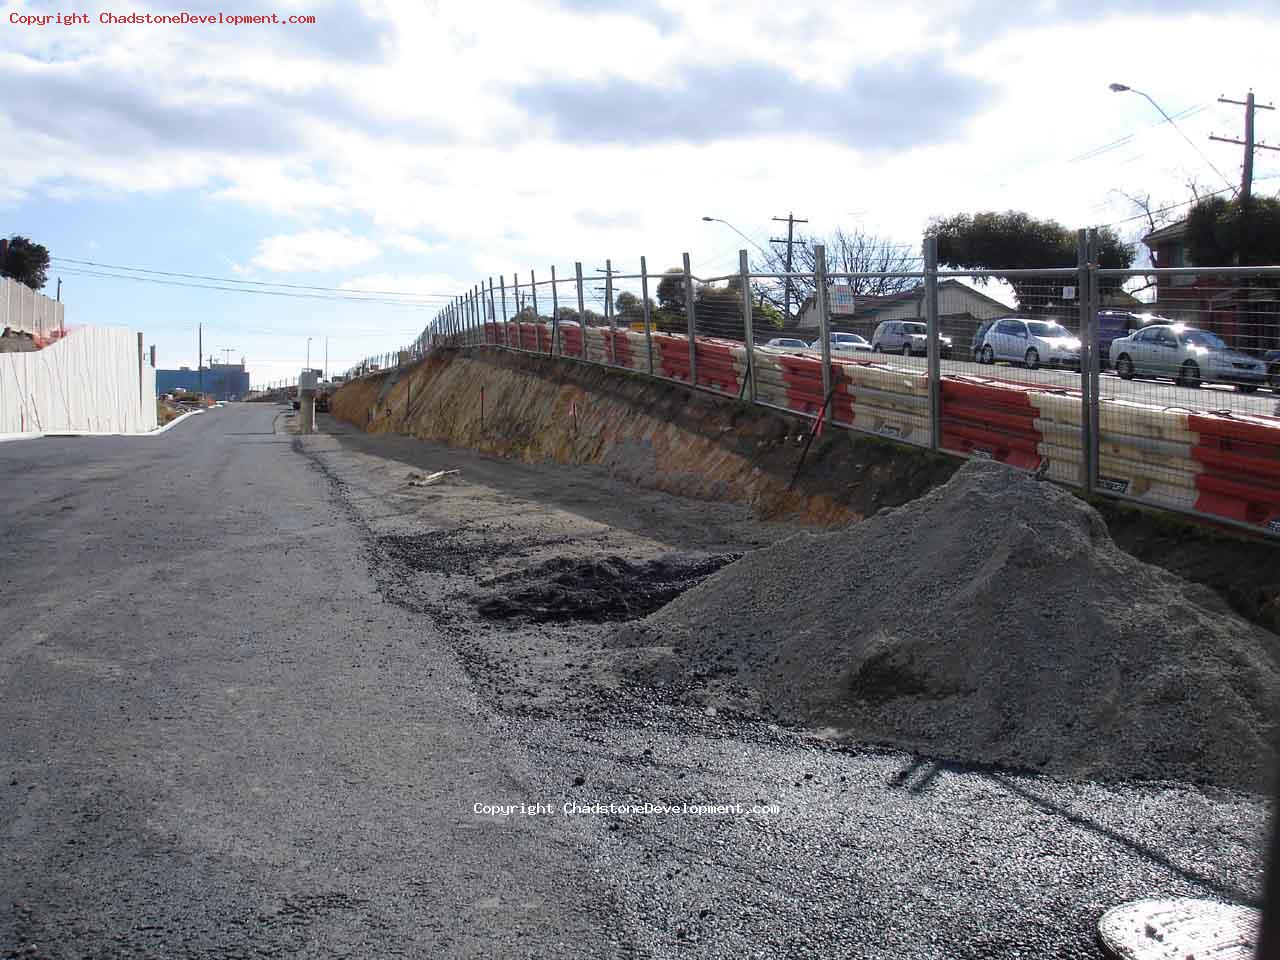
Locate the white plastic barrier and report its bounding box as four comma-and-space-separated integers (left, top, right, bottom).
1, 277, 64, 342
0, 326, 157, 434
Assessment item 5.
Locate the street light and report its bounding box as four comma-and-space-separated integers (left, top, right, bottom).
1108, 83, 1237, 194
306, 337, 312, 371
701, 216, 771, 258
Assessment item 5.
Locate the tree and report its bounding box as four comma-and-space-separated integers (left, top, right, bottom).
928, 211, 1134, 314
693, 282, 782, 342
751, 227, 921, 323
555, 305, 580, 324
1185, 195, 1280, 267
655, 268, 688, 312
1, 235, 50, 290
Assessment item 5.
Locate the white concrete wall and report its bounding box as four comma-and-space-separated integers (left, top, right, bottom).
0, 326, 157, 434
1, 277, 65, 341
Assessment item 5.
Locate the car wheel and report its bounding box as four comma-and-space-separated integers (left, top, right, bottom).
1024, 348, 1040, 370
980, 345, 994, 365
1238, 383, 1259, 393
1269, 365, 1280, 390
901, 343, 913, 357
1178, 359, 1202, 389
872, 344, 882, 353
1116, 355, 1134, 380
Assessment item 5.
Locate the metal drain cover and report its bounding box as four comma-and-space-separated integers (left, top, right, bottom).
1098, 898, 1259, 959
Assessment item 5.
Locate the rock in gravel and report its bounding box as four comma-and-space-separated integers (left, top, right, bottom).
617, 460, 1280, 792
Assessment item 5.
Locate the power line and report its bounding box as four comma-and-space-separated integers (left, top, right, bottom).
50, 256, 461, 298
1099, 172, 1280, 231
1069, 102, 1208, 164
53, 265, 457, 306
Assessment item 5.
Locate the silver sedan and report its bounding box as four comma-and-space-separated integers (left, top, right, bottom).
1109, 324, 1266, 392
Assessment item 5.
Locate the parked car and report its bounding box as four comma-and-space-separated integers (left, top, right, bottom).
1096, 310, 1175, 369
871, 320, 953, 358
763, 337, 810, 350
810, 332, 873, 354
1266, 349, 1280, 391
978, 317, 1081, 370
1109, 324, 1266, 391
971, 318, 999, 361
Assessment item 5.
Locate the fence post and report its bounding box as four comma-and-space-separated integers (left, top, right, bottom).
640, 256, 654, 376
1077, 229, 1096, 493
1086, 229, 1101, 494
499, 277, 509, 348
815, 245, 832, 426
575, 262, 587, 361
488, 278, 497, 346
924, 235, 941, 450
605, 259, 616, 365
683, 252, 698, 387
474, 285, 482, 345
137, 331, 145, 424
738, 249, 756, 403
513, 273, 522, 350
531, 270, 540, 353
550, 265, 560, 355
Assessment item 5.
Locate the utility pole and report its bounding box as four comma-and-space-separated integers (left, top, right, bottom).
55, 278, 61, 302
1211, 90, 1278, 201
770, 212, 808, 323
198, 323, 203, 395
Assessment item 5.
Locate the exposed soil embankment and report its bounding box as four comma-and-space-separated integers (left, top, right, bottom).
331, 346, 1280, 633
330, 347, 957, 525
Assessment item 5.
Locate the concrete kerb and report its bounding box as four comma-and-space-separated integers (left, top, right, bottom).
0, 406, 208, 443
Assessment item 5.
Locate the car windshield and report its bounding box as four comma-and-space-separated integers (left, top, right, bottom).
1181, 329, 1226, 349
835, 334, 865, 343
901, 323, 926, 334
1026, 322, 1069, 338
775, 339, 805, 347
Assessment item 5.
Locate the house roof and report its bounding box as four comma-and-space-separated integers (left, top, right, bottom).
795, 279, 1013, 320
1142, 218, 1187, 246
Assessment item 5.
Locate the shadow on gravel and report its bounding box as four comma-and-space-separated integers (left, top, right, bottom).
474, 553, 740, 623
989, 774, 1258, 905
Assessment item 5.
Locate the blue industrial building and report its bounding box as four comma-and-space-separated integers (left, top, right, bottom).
156, 363, 250, 401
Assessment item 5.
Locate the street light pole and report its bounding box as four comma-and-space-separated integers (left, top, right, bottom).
701, 216, 770, 258
306, 337, 312, 372
1108, 83, 1238, 195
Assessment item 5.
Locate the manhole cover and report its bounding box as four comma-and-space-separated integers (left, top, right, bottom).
1098, 898, 1259, 960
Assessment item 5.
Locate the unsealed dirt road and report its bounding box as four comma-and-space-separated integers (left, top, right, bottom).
0, 403, 1268, 959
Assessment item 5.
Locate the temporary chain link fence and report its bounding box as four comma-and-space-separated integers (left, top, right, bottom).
342, 231, 1280, 541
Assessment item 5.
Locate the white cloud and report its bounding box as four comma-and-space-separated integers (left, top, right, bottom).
4, 0, 1278, 369
247, 229, 381, 273
382, 233, 443, 254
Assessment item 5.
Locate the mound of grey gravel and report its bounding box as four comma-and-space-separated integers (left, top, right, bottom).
616, 460, 1280, 792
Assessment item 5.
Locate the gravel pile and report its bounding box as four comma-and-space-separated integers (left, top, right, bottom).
616, 460, 1280, 791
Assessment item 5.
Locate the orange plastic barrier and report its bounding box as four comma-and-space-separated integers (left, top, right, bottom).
940, 378, 1043, 471
1189, 412, 1280, 534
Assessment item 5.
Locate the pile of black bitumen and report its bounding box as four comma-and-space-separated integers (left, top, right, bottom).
615, 460, 1280, 792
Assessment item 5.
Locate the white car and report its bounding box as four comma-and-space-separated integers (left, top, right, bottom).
1109, 323, 1266, 391
810, 332, 873, 355
978, 317, 1081, 370
763, 337, 810, 350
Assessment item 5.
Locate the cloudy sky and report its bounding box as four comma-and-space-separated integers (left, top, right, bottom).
3, 0, 1277, 384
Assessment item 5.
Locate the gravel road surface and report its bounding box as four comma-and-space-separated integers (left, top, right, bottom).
0, 403, 1268, 959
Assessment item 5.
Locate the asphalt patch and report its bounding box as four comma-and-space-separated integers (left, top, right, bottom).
475, 553, 740, 623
